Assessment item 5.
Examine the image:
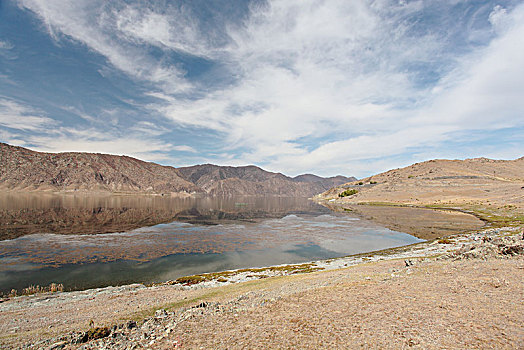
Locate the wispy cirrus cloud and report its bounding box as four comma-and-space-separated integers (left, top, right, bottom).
27, 132, 179, 162
172, 145, 197, 153
8, 0, 524, 176
0, 98, 188, 163
151, 1, 524, 175
0, 98, 55, 131
17, 0, 193, 93
19, 125, 190, 163
0, 40, 14, 50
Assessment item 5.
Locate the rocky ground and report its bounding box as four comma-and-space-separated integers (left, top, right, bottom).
1, 225, 522, 349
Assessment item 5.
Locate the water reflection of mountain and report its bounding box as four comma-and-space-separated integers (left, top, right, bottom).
0, 194, 329, 240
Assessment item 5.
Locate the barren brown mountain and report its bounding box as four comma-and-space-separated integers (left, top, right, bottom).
320, 157, 524, 209
0, 143, 199, 195
177, 164, 355, 197
0, 143, 353, 197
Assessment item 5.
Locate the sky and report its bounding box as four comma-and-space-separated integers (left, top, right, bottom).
0, 0, 523, 178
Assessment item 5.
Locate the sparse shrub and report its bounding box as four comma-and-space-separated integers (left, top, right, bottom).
339, 189, 358, 197
408, 175, 414, 179
81, 327, 111, 343
22, 285, 41, 295
369, 181, 377, 184
437, 238, 453, 244
175, 275, 205, 285
21, 283, 64, 296
358, 181, 364, 185
48, 283, 64, 293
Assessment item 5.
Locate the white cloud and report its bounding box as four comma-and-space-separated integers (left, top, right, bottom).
0, 98, 184, 164
0, 99, 55, 131
209, 2, 523, 176
489, 5, 509, 33
140, 1, 441, 172
14, 0, 524, 176
220, 2, 524, 176
129, 121, 168, 136
0, 40, 14, 50
27, 135, 177, 162
5, 124, 180, 163
0, 129, 27, 147
114, 5, 210, 57
147, 0, 437, 153
17, 0, 192, 93
423, 4, 524, 129
172, 145, 197, 153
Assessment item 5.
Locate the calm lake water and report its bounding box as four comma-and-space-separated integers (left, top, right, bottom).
0, 194, 422, 294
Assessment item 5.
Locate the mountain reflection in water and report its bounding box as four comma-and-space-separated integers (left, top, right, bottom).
0, 194, 329, 240
0, 194, 422, 293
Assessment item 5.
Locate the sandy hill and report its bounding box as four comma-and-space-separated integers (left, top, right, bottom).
320, 157, 524, 208
0, 143, 353, 197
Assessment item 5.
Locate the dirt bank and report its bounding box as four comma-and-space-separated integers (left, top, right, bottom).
321, 203, 485, 240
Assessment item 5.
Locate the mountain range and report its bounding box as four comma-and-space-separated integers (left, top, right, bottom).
0, 143, 355, 197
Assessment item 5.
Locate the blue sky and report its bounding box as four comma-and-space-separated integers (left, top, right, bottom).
0, 0, 523, 177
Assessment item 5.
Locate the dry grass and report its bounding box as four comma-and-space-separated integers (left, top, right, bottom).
161, 257, 524, 349
161, 263, 324, 286
6, 283, 64, 298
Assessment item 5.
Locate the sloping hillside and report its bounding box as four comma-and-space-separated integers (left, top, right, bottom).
320, 157, 524, 209
293, 174, 356, 189
0, 143, 199, 195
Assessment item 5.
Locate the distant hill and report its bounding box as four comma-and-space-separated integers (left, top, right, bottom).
319, 157, 524, 208
0, 143, 354, 197
176, 164, 355, 197
293, 174, 355, 189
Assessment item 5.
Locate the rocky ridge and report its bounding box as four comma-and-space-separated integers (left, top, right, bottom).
0, 143, 198, 195
0, 143, 354, 197
177, 164, 355, 197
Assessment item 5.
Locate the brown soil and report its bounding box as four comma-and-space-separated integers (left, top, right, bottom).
168, 257, 524, 349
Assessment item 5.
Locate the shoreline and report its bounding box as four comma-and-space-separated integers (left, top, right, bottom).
76, 224, 521, 292
1, 196, 522, 348
1, 224, 522, 348
314, 199, 486, 240
1, 201, 485, 297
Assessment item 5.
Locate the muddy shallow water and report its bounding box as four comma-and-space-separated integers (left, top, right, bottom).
0, 193, 483, 294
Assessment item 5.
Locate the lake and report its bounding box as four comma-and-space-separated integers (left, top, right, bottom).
0, 194, 423, 294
